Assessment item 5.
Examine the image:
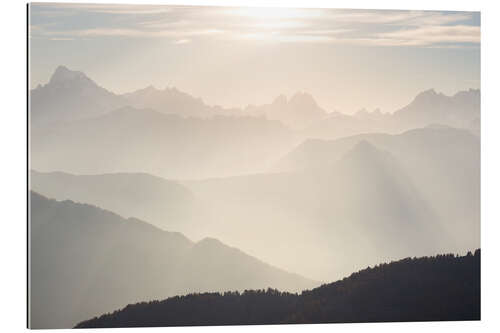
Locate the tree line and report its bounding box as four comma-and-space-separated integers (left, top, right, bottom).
76, 249, 480, 328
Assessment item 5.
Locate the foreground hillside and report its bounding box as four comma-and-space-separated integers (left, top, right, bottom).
29, 192, 316, 329
76, 250, 480, 328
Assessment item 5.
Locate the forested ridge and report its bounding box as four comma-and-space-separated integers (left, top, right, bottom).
76, 249, 480, 328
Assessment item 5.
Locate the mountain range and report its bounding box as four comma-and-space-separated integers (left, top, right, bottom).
30, 66, 480, 179
76, 250, 480, 328
30, 170, 203, 236
29, 192, 317, 329
30, 66, 324, 128
30, 105, 296, 179
30, 66, 125, 126
183, 126, 478, 280
275, 125, 480, 246
29, 65, 481, 328
31, 125, 479, 281
32, 66, 479, 135
304, 88, 480, 139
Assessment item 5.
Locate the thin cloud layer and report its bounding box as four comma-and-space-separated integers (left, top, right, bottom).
30, 4, 479, 47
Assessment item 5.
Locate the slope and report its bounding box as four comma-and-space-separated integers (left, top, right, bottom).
29, 192, 317, 329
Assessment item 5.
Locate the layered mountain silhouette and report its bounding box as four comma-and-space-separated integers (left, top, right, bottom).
31, 66, 480, 137
275, 126, 480, 252
122, 85, 243, 118
393, 88, 480, 130
30, 66, 127, 126
31, 126, 478, 282
29, 192, 317, 329
245, 92, 327, 130
30, 170, 205, 237
305, 89, 480, 139
182, 135, 451, 280
123, 85, 211, 117
76, 250, 480, 328
30, 66, 322, 128
29, 65, 481, 329
31, 106, 296, 179
30, 66, 480, 179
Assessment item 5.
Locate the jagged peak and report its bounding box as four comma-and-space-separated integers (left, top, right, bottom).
415, 88, 439, 99
272, 94, 288, 105
421, 88, 437, 94
452, 88, 480, 98
49, 65, 90, 84
144, 84, 157, 91
355, 108, 369, 116
289, 91, 318, 107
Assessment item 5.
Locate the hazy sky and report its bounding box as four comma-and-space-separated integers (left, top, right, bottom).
29, 3, 480, 114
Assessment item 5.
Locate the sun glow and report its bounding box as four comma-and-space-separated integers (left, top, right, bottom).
226, 7, 323, 21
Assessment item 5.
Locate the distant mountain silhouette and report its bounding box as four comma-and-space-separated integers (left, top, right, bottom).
276, 126, 479, 251
122, 85, 242, 118
76, 250, 480, 328
30, 66, 127, 126
30, 66, 480, 157
305, 89, 480, 139
331, 140, 437, 242
245, 92, 327, 130
31, 124, 479, 282
30, 106, 297, 179
30, 170, 206, 237
124, 87, 327, 128
183, 139, 439, 280
32, 66, 479, 137
393, 88, 480, 129
31, 66, 324, 129
29, 192, 317, 329
181, 125, 478, 280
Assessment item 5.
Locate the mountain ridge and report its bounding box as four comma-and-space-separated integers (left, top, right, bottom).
31, 66, 479, 134
75, 249, 480, 328
30, 191, 317, 329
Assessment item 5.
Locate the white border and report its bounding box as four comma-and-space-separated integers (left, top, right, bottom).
1, 0, 499, 332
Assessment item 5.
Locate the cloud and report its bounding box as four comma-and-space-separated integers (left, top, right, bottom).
29, 4, 479, 48
49, 37, 75, 41
34, 3, 172, 15
326, 10, 473, 26
173, 39, 191, 44
30, 24, 224, 39
377, 25, 480, 45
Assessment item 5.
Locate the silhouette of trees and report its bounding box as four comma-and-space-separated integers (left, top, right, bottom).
76, 250, 480, 328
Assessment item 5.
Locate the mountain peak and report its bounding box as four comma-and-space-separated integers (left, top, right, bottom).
289, 91, 318, 108
351, 140, 378, 154
341, 140, 393, 166
272, 94, 288, 105
133, 85, 159, 94
453, 88, 480, 99
196, 237, 224, 247
418, 88, 437, 96
49, 65, 89, 84
413, 88, 446, 102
